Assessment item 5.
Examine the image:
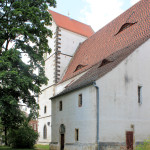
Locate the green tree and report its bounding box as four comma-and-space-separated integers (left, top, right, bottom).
0, 118, 3, 143
0, 0, 56, 145
8, 115, 38, 148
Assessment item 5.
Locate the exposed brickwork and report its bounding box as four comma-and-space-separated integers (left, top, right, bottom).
29, 120, 38, 132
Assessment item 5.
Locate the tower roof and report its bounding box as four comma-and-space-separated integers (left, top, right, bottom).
49, 10, 94, 38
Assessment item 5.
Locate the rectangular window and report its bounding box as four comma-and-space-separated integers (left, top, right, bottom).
138, 86, 142, 104
59, 101, 62, 111
44, 106, 47, 114
75, 129, 79, 141
78, 94, 82, 107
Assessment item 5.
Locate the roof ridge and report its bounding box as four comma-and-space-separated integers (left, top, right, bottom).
48, 10, 94, 37
49, 10, 92, 27
61, 0, 149, 81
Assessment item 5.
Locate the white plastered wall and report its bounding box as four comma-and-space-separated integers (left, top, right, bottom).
96, 39, 150, 143
38, 20, 57, 143
41, 54, 55, 91
60, 28, 87, 56
55, 71, 87, 95
50, 39, 150, 149
58, 28, 88, 80
51, 86, 97, 144
38, 20, 89, 143
38, 85, 55, 143
47, 20, 57, 57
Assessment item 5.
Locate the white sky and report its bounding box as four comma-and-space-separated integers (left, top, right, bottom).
51, 0, 140, 31
80, 0, 140, 31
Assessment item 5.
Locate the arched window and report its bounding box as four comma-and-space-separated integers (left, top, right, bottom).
44, 106, 47, 114
43, 125, 47, 139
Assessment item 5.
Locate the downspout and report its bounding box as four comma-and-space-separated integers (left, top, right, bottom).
93, 81, 100, 150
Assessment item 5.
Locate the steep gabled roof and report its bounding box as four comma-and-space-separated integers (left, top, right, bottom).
61, 0, 149, 82
51, 36, 150, 99
48, 10, 94, 38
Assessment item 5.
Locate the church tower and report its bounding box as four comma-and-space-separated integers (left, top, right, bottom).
38, 10, 94, 143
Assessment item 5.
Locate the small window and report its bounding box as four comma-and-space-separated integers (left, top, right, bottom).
78, 94, 82, 107
74, 64, 87, 72
47, 122, 50, 126
115, 22, 137, 35
59, 101, 62, 111
75, 129, 79, 141
44, 106, 47, 114
138, 86, 142, 104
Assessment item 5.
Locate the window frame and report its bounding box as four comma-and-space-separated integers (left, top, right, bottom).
59, 101, 63, 111
75, 128, 79, 141
78, 94, 82, 107
44, 106, 47, 114
138, 85, 142, 104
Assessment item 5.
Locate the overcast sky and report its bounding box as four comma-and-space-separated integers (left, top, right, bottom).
50, 0, 140, 31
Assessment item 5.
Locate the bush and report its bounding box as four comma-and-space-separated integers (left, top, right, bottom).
136, 138, 150, 150
7, 122, 38, 148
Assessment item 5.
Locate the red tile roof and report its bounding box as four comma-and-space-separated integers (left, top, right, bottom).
52, 36, 149, 99
61, 0, 149, 82
49, 10, 94, 38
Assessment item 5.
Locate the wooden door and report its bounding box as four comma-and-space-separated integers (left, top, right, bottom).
60, 134, 64, 150
126, 131, 133, 150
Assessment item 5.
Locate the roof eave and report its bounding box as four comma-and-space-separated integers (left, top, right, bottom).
50, 82, 94, 100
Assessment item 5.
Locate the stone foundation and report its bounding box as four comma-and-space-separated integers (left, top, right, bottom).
50, 142, 142, 150
99, 142, 125, 150
50, 142, 59, 150
65, 143, 97, 150
50, 143, 97, 150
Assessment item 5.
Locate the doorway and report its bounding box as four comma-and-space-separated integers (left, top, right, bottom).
126, 131, 133, 150
60, 134, 64, 150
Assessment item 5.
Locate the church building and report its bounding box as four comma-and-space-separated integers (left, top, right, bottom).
38, 10, 94, 143
49, 0, 150, 150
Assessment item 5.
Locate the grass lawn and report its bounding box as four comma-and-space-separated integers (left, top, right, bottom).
35, 144, 49, 149
0, 146, 33, 150
0, 144, 49, 150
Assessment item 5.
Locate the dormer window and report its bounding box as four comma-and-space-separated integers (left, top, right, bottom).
115, 22, 137, 35
98, 59, 113, 68
74, 64, 87, 72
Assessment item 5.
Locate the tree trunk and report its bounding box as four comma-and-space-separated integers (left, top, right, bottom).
4, 127, 7, 145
